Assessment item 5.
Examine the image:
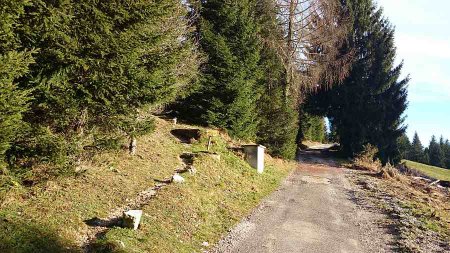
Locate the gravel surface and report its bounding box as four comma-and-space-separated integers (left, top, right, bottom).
210, 150, 396, 253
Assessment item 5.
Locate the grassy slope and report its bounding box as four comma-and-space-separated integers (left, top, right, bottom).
403, 160, 450, 181
0, 118, 296, 253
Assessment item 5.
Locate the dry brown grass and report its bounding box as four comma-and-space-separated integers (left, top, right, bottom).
377, 163, 407, 182
351, 145, 407, 182
382, 174, 450, 238
349, 145, 450, 247
352, 144, 382, 172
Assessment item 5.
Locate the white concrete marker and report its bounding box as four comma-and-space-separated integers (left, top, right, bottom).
122, 210, 143, 230
243, 145, 266, 174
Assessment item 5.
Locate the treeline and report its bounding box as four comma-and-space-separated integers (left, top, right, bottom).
175, 0, 409, 163
174, 0, 350, 159
1, 0, 408, 183
399, 133, 450, 169
299, 113, 328, 144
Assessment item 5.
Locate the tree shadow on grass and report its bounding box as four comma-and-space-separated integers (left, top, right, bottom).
0, 217, 79, 253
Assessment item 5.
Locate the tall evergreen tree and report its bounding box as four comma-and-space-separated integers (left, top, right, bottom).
423, 147, 430, 165
311, 117, 327, 143
443, 139, 450, 169
178, 0, 262, 139
0, 0, 34, 166
304, 0, 408, 163
397, 133, 412, 160
439, 136, 445, 147
438, 136, 449, 169
7, 0, 200, 167
410, 132, 426, 163
255, 0, 298, 159
20, 0, 199, 128
429, 135, 445, 168
299, 112, 327, 143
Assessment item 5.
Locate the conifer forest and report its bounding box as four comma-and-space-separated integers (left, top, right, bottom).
1, 0, 415, 175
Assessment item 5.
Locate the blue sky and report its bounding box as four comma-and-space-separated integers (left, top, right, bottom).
376, 0, 450, 145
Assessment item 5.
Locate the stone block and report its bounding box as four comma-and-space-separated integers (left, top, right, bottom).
122, 210, 143, 230
172, 173, 185, 183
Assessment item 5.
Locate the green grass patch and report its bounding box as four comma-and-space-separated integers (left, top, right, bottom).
398, 200, 449, 236
0, 118, 296, 253
402, 160, 450, 181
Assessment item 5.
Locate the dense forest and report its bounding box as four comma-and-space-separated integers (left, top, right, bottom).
1, 0, 409, 186
398, 132, 450, 169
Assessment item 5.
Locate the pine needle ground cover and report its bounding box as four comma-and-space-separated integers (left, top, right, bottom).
0, 118, 295, 253
403, 160, 450, 181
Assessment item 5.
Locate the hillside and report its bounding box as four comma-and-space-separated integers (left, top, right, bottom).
0, 118, 296, 253
403, 160, 450, 181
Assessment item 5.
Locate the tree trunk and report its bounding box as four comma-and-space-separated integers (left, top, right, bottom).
75, 108, 88, 136
285, 0, 298, 101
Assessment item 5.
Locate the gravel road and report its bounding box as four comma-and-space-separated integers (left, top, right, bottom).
211, 150, 396, 253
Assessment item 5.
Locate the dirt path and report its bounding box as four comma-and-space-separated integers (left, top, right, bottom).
211, 150, 396, 253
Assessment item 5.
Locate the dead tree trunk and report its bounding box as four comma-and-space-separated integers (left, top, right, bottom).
285, 0, 298, 101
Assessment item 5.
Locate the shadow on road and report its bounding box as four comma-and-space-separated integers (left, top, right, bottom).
297, 143, 344, 167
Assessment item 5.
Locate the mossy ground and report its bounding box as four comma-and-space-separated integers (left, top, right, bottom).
0, 118, 295, 253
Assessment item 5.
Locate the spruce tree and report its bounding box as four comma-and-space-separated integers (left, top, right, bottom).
0, 0, 34, 165
178, 0, 262, 140
438, 136, 450, 169
303, 0, 409, 164
410, 132, 426, 163
397, 134, 412, 160
20, 0, 199, 126
443, 139, 450, 169
299, 112, 327, 143
255, 0, 298, 159
423, 147, 430, 165
429, 135, 445, 168
257, 88, 298, 158
311, 117, 327, 143
10, 0, 200, 167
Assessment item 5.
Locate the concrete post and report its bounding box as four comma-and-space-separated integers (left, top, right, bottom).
243, 145, 266, 174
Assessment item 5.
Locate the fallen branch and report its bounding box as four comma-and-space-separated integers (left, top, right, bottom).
429, 180, 441, 187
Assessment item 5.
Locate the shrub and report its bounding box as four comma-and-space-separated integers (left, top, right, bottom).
353, 144, 382, 171
378, 163, 400, 180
